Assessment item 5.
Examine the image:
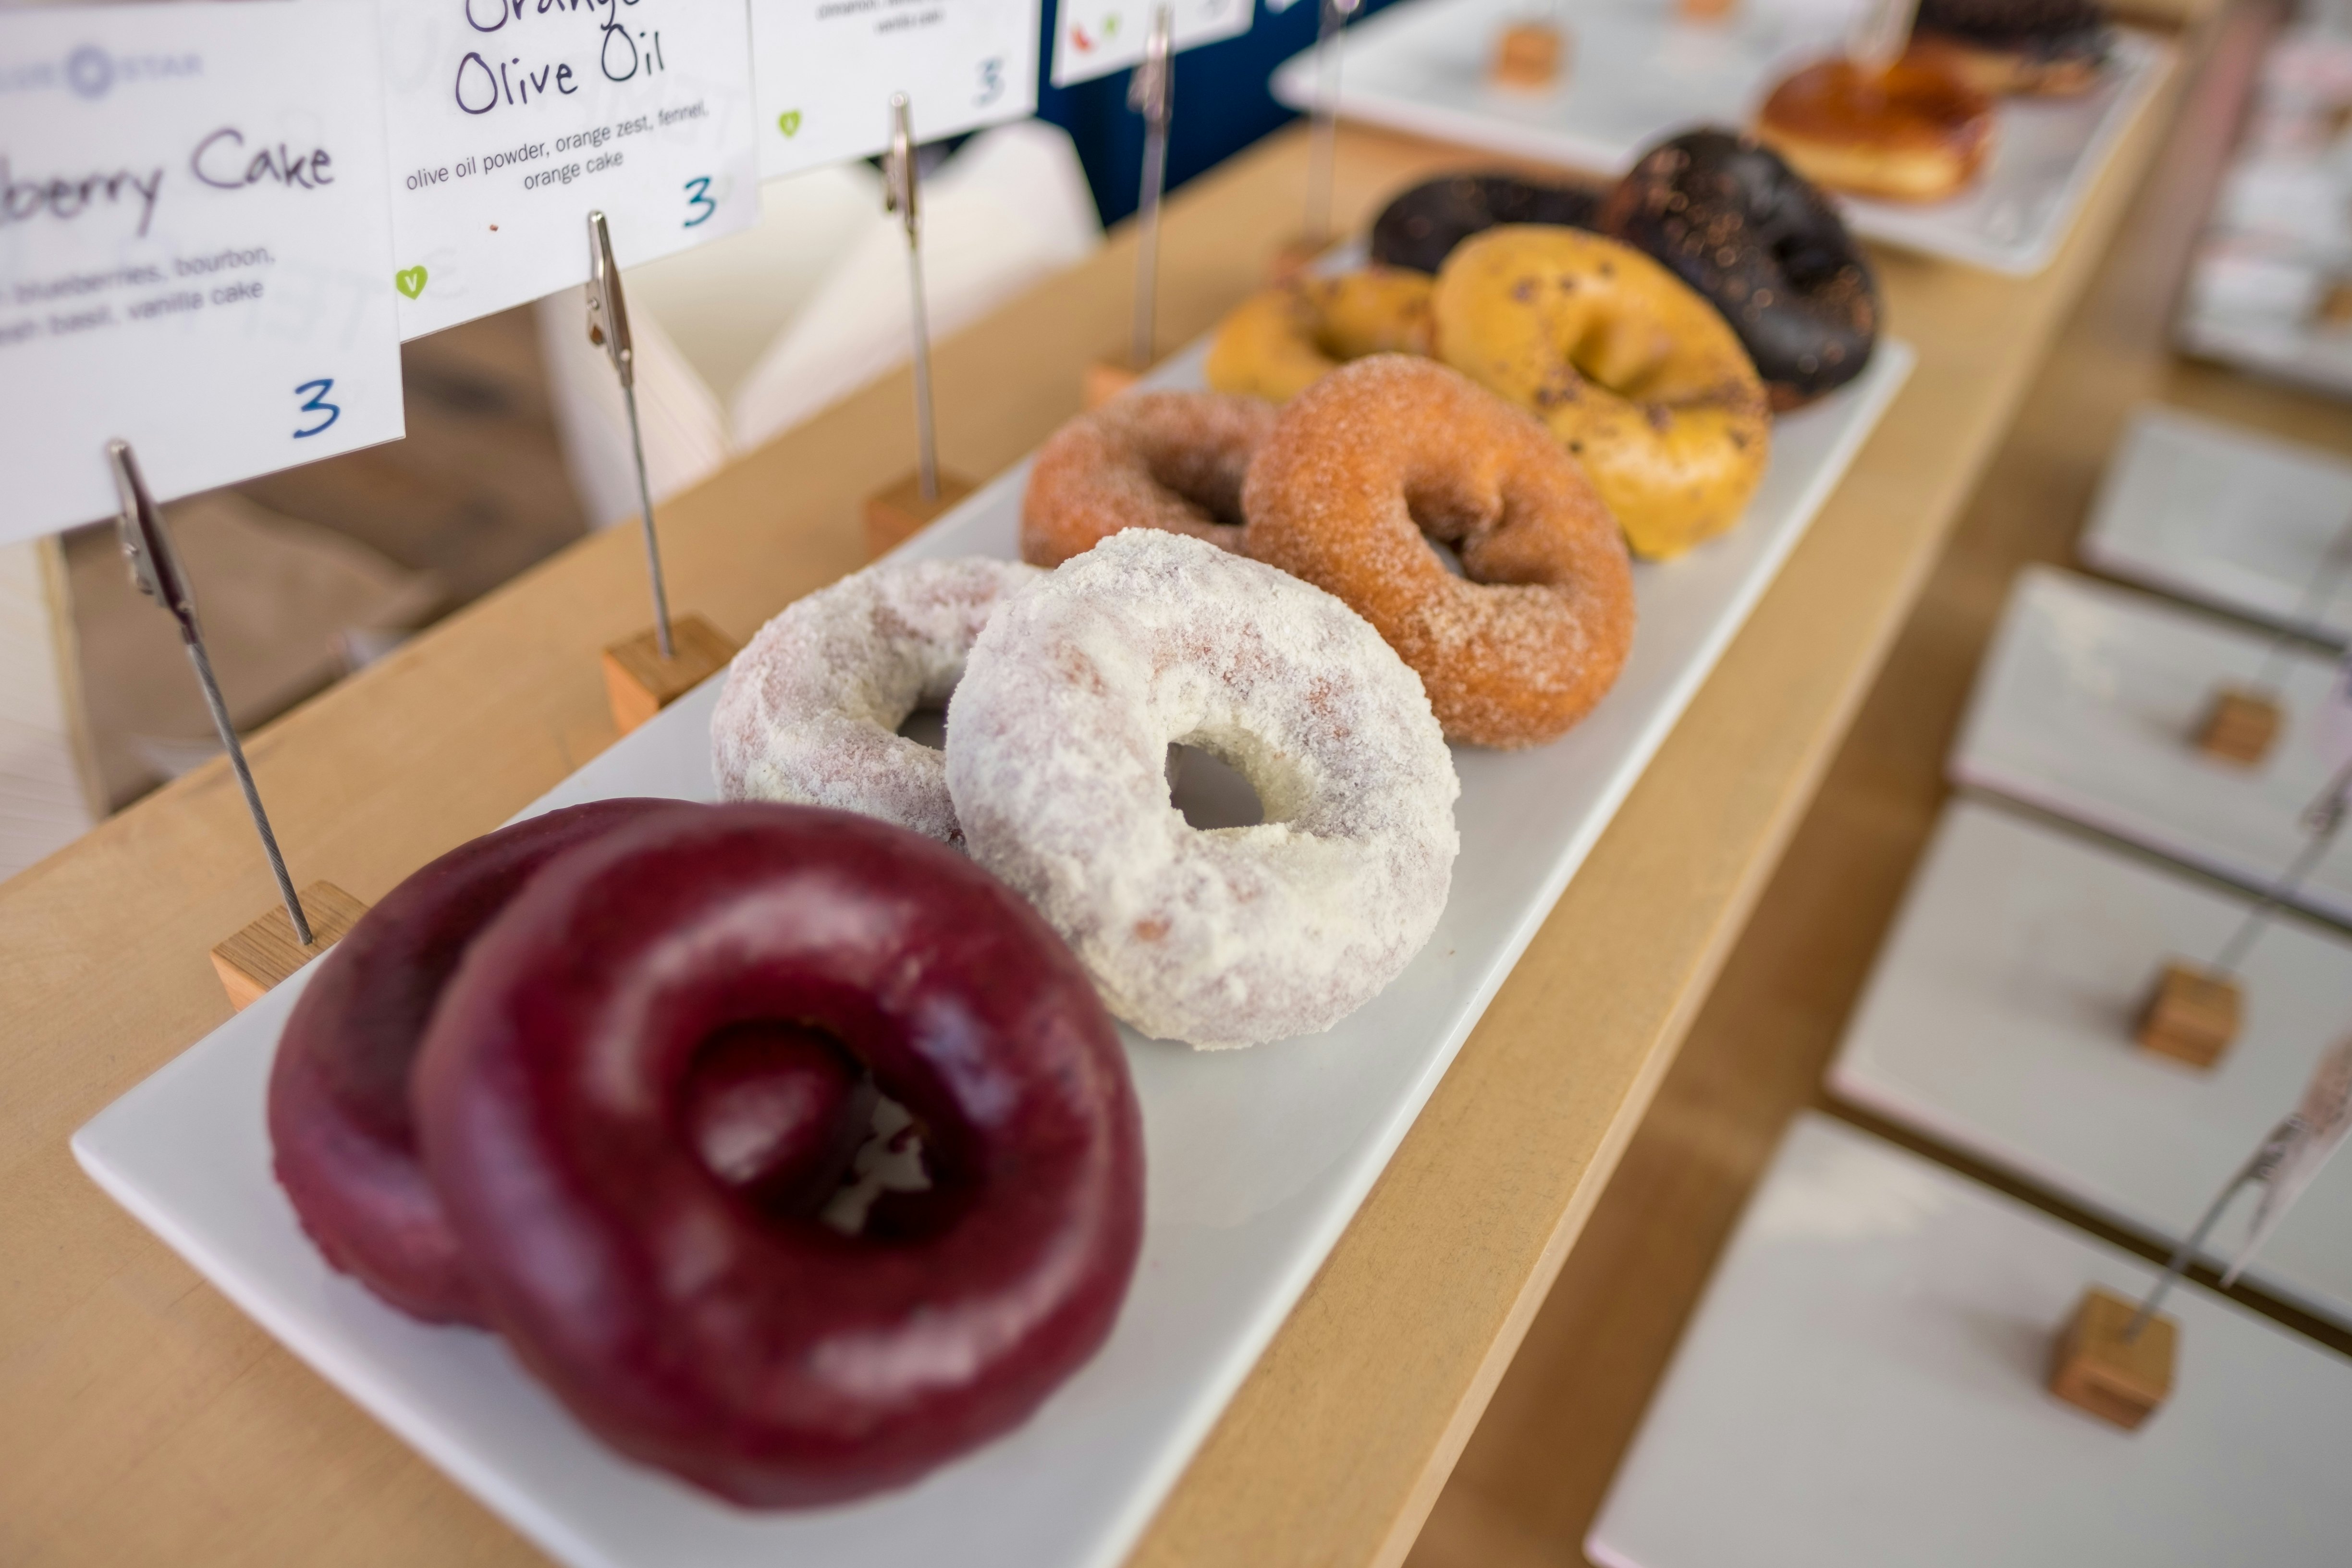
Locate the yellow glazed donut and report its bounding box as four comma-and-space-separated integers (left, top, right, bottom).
1432, 225, 1771, 560
1204, 269, 1435, 403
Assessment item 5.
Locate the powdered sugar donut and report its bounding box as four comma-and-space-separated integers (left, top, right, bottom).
947, 530, 1460, 1049
713, 557, 1043, 845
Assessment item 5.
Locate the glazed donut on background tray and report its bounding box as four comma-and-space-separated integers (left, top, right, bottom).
1431, 225, 1770, 560
1241, 355, 1635, 748
1909, 0, 2111, 96
1204, 268, 1434, 403
1756, 58, 1995, 203
712, 556, 1043, 846
1022, 391, 1275, 567
946, 529, 1460, 1050
415, 803, 1143, 1506
270, 799, 874, 1325
1597, 128, 1880, 409
1369, 172, 1602, 274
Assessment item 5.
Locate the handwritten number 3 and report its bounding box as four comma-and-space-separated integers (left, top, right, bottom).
683, 176, 716, 228
293, 379, 341, 439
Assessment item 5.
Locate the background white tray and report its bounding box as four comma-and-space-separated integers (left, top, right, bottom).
1588, 1113, 2352, 1568
1270, 0, 2172, 276
1951, 565, 2352, 922
1830, 797, 2352, 1327
2081, 404, 2352, 644
70, 335, 1912, 1568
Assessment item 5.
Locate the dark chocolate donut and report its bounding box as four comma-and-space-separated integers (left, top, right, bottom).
414, 803, 1144, 1507
1912, 0, 2110, 95
1598, 128, 1879, 409
1369, 173, 1601, 274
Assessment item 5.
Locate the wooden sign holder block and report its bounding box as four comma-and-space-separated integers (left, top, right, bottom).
863, 470, 978, 559
211, 882, 369, 1011
601, 612, 737, 736
2135, 960, 2242, 1068
2048, 1286, 2175, 1430
2194, 684, 2282, 765
1490, 21, 1567, 89
1083, 360, 1142, 410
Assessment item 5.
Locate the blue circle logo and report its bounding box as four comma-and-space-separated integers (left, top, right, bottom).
65, 46, 112, 99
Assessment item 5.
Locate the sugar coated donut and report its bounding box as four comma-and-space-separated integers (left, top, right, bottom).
946, 529, 1459, 1049
1369, 172, 1602, 274
712, 556, 1043, 846
1599, 128, 1879, 410
415, 803, 1143, 1506
1242, 355, 1634, 748
271, 799, 873, 1325
1204, 268, 1435, 403
1756, 58, 1995, 203
1432, 225, 1770, 559
1022, 391, 1275, 567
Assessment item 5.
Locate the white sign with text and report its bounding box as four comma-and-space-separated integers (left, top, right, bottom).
1050, 0, 1251, 87
750, 0, 1039, 181
380, 0, 760, 339
0, 0, 405, 539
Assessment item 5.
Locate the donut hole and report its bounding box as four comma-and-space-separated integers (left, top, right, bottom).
681, 1021, 876, 1220
1422, 534, 1470, 578
894, 704, 949, 750
1141, 447, 1249, 531
1166, 742, 1266, 830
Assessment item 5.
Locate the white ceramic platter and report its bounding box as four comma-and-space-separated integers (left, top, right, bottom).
1268, 0, 2172, 276
1951, 565, 2352, 922
71, 334, 1913, 1568
1830, 797, 2352, 1326
2081, 404, 2352, 644
1588, 1113, 2352, 1568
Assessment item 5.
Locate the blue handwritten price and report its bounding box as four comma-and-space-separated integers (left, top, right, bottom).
293, 379, 341, 439
976, 57, 1005, 107
683, 175, 715, 228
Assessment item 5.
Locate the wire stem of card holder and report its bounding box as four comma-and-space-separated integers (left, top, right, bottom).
1085, 5, 1176, 409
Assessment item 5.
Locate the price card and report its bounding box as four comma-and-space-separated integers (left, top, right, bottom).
379, 0, 760, 339
0, 0, 404, 541
749, 0, 1039, 181
1050, 0, 1252, 87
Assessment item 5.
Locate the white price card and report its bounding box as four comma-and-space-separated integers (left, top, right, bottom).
379, 0, 760, 340
1050, 0, 1252, 86
749, 0, 1039, 181
0, 0, 405, 541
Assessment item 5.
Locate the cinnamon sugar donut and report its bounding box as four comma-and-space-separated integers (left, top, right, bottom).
712, 557, 1042, 846
1204, 268, 1436, 403
1022, 392, 1276, 567
946, 529, 1459, 1049
1241, 355, 1634, 749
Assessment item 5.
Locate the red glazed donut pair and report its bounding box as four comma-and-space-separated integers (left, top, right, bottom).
270, 800, 1143, 1506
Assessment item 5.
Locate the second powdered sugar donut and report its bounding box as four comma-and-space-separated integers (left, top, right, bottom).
947, 530, 1461, 1050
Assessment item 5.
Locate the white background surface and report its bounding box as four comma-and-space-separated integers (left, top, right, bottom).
2081, 404, 2352, 644
1268, 0, 2172, 275
0, 0, 404, 537
1831, 798, 2352, 1326
749, 0, 1040, 182
378, 0, 759, 339
1589, 1113, 2352, 1568
1951, 566, 2352, 920
74, 333, 1913, 1568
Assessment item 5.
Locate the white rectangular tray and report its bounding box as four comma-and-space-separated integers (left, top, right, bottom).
1588, 1113, 2352, 1568
1830, 797, 2352, 1327
1269, 0, 2172, 276
2081, 404, 2352, 644
70, 334, 1912, 1568
1951, 565, 2352, 923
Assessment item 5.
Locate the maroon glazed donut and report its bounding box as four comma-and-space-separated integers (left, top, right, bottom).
414, 803, 1144, 1507
269, 799, 875, 1325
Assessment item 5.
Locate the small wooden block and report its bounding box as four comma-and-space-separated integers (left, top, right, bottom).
1678, 0, 1737, 18
862, 469, 979, 559
1490, 21, 1567, 88
601, 612, 738, 736
2135, 960, 2242, 1069
210, 881, 370, 1011
2318, 279, 2352, 328
1083, 359, 1142, 410
2194, 685, 2282, 765
2048, 1286, 2175, 1431
1270, 236, 1326, 283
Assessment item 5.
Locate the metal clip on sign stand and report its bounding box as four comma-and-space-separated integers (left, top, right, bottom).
587, 210, 736, 735
1086, 7, 1175, 408
863, 93, 976, 558
110, 441, 368, 1008
1301, 0, 1360, 254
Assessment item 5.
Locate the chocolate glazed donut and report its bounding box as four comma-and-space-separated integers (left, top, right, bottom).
1370, 173, 1602, 274
414, 803, 1144, 1506
1598, 128, 1879, 410
269, 799, 875, 1326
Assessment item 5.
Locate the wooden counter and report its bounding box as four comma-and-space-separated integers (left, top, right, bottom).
0, 43, 2198, 1567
